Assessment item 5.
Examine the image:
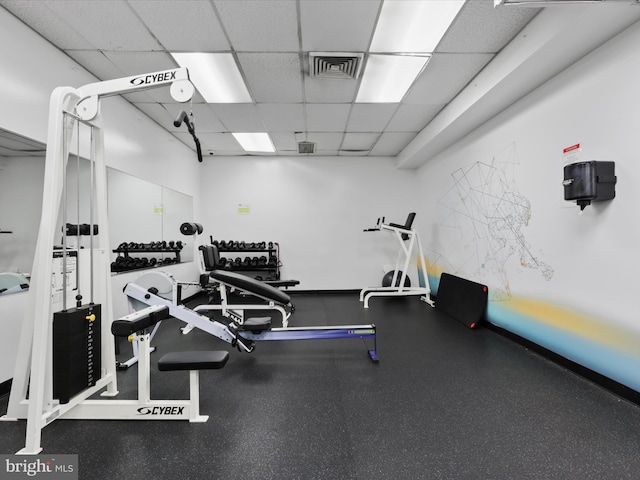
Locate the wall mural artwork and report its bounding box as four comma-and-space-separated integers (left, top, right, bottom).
433, 143, 553, 300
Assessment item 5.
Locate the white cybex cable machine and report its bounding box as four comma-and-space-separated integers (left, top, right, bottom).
1, 68, 202, 455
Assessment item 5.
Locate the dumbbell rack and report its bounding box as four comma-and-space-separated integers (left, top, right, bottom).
211, 237, 281, 281
111, 241, 183, 273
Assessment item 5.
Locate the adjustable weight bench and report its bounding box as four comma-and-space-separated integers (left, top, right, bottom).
124, 247, 379, 362
198, 244, 299, 290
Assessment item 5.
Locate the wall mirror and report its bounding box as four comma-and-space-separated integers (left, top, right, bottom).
0, 128, 194, 295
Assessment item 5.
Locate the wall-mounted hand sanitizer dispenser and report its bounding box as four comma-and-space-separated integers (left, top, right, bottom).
563, 161, 616, 211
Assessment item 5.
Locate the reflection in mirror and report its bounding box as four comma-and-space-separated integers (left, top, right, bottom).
107, 169, 194, 272
0, 127, 195, 290
0, 130, 47, 293
0, 272, 30, 295
162, 186, 194, 262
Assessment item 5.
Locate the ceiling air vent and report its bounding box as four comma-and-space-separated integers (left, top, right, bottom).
309, 52, 364, 80
298, 141, 316, 154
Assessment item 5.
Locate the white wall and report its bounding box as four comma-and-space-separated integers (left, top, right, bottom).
196, 156, 420, 290
416, 20, 640, 393
0, 8, 202, 384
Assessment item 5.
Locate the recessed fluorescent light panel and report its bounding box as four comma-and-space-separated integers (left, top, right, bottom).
370, 0, 466, 53
356, 54, 430, 103
171, 52, 252, 103
357, 0, 464, 103
232, 133, 275, 153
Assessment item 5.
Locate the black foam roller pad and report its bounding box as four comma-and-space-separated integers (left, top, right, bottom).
180, 222, 203, 236
435, 273, 488, 329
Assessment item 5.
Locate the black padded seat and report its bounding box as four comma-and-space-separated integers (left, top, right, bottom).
388, 212, 416, 240
209, 269, 291, 305
158, 350, 229, 371
199, 245, 219, 271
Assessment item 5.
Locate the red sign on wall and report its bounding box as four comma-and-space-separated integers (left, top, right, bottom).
563, 144, 580, 154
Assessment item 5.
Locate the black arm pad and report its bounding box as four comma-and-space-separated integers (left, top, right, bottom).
111, 305, 170, 337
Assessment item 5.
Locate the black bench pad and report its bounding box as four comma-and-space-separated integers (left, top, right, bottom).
111, 306, 170, 337
209, 269, 291, 305
158, 351, 229, 371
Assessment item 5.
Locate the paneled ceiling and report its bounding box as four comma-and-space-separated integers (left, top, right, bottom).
0, 0, 541, 159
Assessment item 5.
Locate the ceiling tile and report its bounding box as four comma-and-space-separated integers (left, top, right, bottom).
45, 0, 162, 51
370, 132, 416, 156
65, 50, 127, 81
306, 104, 351, 132
404, 53, 494, 105
238, 53, 303, 103
304, 75, 359, 103
213, 104, 266, 132
306, 132, 343, 152
347, 104, 398, 132
129, 0, 229, 51
0, 1, 94, 50
300, 0, 381, 52
386, 103, 443, 132
270, 132, 298, 152
102, 51, 176, 78
257, 104, 305, 132
132, 103, 174, 129
341, 132, 379, 151
437, 0, 540, 53
214, 0, 298, 52
198, 133, 242, 154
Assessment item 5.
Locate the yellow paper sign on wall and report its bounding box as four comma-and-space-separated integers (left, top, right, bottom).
238, 204, 250, 215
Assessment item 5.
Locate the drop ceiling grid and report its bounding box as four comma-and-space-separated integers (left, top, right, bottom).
47, 0, 162, 51
347, 104, 398, 133
194, 132, 242, 153
371, 132, 418, 156
0, 0, 93, 50
385, 103, 444, 133
269, 132, 298, 152
257, 104, 306, 132
214, 0, 299, 52
299, 0, 381, 52
342, 132, 379, 151
305, 104, 351, 132
305, 132, 344, 152
212, 104, 266, 132
129, 0, 229, 52
0, 0, 543, 158
403, 53, 496, 106
304, 76, 359, 103
436, 0, 540, 53
237, 53, 304, 103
